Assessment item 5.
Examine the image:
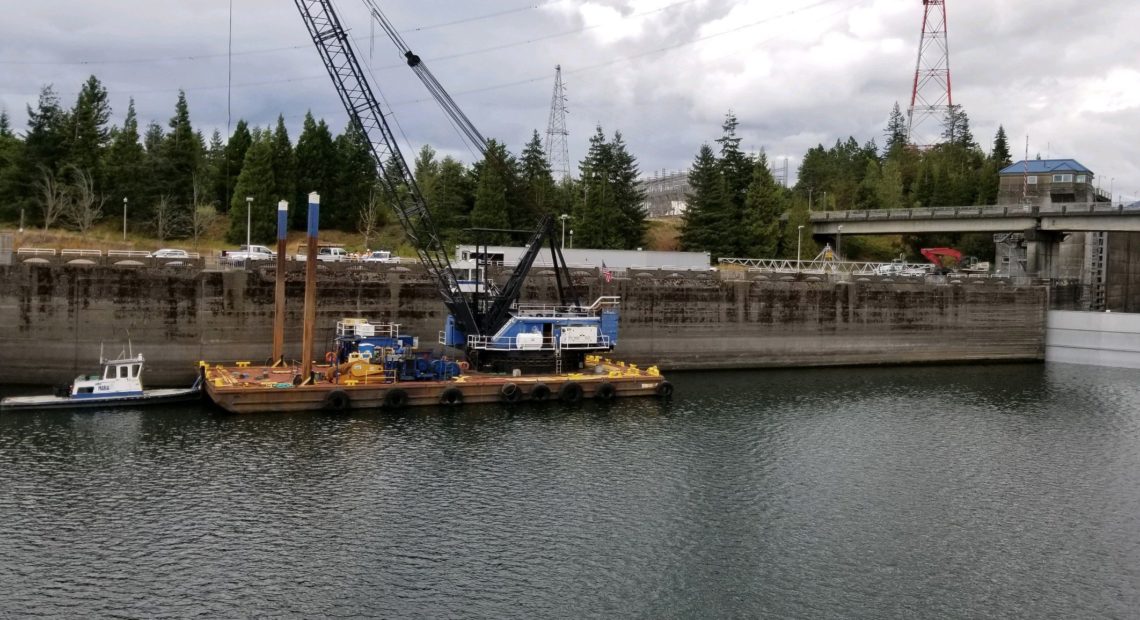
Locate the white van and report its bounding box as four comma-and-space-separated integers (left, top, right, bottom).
317, 246, 349, 262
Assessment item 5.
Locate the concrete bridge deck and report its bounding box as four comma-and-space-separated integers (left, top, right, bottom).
811, 203, 1140, 235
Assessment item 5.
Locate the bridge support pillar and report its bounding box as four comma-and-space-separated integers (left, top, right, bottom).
1024, 230, 1066, 279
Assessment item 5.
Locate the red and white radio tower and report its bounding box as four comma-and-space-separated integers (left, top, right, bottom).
907, 0, 952, 147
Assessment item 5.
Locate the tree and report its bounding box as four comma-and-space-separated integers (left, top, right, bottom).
606, 131, 647, 249
679, 144, 725, 256
19, 86, 69, 219
779, 198, 818, 260
65, 166, 105, 233
64, 75, 112, 184
151, 194, 183, 241
189, 176, 218, 248
519, 129, 556, 222
942, 104, 975, 149
221, 119, 252, 214
35, 166, 68, 230
470, 139, 514, 243
163, 90, 200, 209
357, 186, 386, 250
991, 125, 1012, 167
430, 155, 474, 243
877, 158, 906, 211
104, 98, 145, 215
0, 110, 22, 221
269, 115, 295, 207
715, 111, 752, 254
331, 122, 377, 230
884, 102, 908, 156
293, 112, 335, 229
227, 134, 277, 244
742, 152, 784, 258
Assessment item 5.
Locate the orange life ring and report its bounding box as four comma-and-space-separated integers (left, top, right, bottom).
324, 351, 336, 364
458, 361, 470, 371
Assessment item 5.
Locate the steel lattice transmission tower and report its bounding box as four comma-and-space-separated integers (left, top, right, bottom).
545, 65, 571, 181
906, 0, 952, 147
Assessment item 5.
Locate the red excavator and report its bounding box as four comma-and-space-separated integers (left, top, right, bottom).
920, 248, 990, 275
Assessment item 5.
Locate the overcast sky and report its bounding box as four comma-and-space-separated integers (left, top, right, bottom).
2, 0, 1138, 203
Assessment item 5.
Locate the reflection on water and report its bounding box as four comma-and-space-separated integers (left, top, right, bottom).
2, 364, 1140, 617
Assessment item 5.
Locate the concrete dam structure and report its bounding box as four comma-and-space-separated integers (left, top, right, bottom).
0, 263, 1047, 386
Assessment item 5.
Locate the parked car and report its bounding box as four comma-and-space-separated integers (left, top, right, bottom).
316, 246, 350, 262
150, 248, 190, 258
362, 250, 399, 263
222, 244, 276, 263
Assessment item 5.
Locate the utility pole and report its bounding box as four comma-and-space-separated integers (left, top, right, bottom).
122, 197, 128, 241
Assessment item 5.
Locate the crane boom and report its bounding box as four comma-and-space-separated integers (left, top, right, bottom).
360, 0, 488, 155
292, 0, 478, 336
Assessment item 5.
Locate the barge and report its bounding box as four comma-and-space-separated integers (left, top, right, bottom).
202, 317, 671, 414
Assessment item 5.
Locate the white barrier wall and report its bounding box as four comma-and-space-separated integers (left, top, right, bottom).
1046, 310, 1140, 368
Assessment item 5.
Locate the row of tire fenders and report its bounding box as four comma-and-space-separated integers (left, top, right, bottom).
321, 379, 675, 412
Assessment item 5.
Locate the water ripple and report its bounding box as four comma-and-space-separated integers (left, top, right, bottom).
2, 364, 1140, 617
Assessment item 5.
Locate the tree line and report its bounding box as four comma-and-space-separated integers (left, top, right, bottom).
680, 105, 1014, 261
0, 75, 648, 251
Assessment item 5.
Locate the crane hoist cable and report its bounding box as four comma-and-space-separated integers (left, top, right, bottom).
360, 0, 489, 156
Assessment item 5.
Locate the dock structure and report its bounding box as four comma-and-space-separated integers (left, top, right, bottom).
201, 355, 671, 414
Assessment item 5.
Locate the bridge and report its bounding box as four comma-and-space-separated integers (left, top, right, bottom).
809, 202, 1140, 235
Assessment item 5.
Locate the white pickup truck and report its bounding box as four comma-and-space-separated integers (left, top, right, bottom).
222, 244, 276, 263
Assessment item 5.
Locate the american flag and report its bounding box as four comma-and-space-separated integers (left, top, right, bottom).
602, 261, 612, 283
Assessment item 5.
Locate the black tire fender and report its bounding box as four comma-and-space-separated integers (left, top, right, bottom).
530, 383, 551, 402
501, 382, 522, 403
324, 389, 351, 412
655, 381, 674, 398
558, 382, 583, 403
383, 388, 409, 409
594, 382, 616, 401
440, 387, 464, 406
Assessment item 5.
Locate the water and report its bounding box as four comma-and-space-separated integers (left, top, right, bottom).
2, 364, 1140, 618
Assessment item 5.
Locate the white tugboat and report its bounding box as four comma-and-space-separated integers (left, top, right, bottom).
1, 349, 201, 412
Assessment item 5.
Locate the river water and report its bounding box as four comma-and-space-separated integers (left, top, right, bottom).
2, 363, 1139, 618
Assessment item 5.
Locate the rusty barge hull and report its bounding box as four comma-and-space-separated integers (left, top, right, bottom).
202, 362, 669, 414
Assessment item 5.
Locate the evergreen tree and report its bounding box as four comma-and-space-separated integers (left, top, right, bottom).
519, 129, 556, 223
331, 122, 377, 230
227, 134, 277, 244
884, 102, 908, 156
991, 125, 1012, 167
574, 126, 613, 249
103, 99, 145, 221
779, 198, 818, 260
221, 119, 252, 214
293, 112, 335, 229
19, 86, 69, 220
855, 159, 882, 210
431, 155, 474, 244
743, 152, 784, 258
877, 158, 905, 211
679, 144, 727, 256
64, 75, 112, 183
0, 110, 22, 221
413, 144, 440, 201
942, 104, 975, 149
470, 139, 514, 243
715, 111, 752, 254
138, 121, 168, 224
204, 129, 226, 207
163, 90, 200, 209
269, 115, 295, 207
606, 131, 647, 249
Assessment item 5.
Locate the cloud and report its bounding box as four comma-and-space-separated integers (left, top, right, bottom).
1, 0, 1138, 201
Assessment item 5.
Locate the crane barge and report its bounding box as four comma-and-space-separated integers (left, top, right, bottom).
200, 0, 671, 412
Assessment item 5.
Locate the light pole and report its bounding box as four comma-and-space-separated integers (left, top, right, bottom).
122, 197, 128, 241
796, 224, 804, 271
560, 213, 569, 248
836, 224, 843, 262
569, 229, 574, 249
245, 196, 253, 249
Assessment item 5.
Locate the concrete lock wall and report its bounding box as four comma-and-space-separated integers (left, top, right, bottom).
0, 263, 1047, 386
1047, 310, 1140, 369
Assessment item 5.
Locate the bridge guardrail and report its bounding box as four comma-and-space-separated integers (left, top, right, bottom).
812, 202, 1135, 223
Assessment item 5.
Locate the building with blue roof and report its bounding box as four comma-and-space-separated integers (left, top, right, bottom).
997, 158, 1108, 205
